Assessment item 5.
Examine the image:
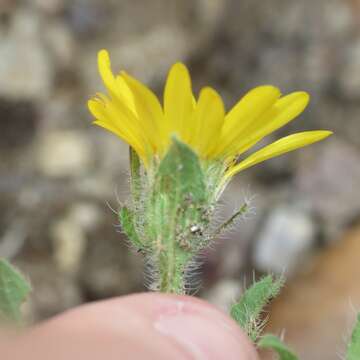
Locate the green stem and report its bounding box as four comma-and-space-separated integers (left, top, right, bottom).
158, 251, 186, 294
157, 202, 189, 294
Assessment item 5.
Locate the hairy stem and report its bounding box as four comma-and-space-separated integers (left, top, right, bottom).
157, 199, 188, 294
158, 251, 186, 294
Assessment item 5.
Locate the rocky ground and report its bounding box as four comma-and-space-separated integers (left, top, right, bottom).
1, 0, 360, 357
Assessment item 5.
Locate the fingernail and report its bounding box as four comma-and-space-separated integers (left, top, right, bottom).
153, 299, 257, 360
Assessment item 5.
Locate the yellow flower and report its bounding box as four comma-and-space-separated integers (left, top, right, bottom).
88, 49, 332, 178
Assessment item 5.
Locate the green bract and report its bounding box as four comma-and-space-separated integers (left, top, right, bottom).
347, 314, 360, 360
258, 334, 298, 360
0, 259, 30, 323
119, 138, 227, 293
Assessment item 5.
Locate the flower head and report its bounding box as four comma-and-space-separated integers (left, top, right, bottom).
88, 49, 331, 178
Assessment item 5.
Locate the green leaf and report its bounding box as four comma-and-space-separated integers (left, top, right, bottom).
230, 274, 284, 341
258, 334, 298, 360
0, 259, 31, 322
147, 137, 208, 293
156, 136, 206, 204
212, 201, 250, 238
347, 314, 360, 360
153, 137, 208, 247
148, 137, 208, 244
119, 206, 143, 250
129, 146, 142, 204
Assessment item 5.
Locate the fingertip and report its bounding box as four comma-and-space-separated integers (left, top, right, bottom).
12, 293, 258, 360
114, 293, 259, 360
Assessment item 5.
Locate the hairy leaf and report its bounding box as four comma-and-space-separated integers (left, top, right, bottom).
230, 275, 284, 341
347, 314, 360, 360
119, 206, 143, 250
147, 137, 208, 292
258, 334, 298, 360
156, 136, 206, 203
0, 259, 31, 322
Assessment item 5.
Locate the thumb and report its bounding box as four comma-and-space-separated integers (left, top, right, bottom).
2, 293, 258, 360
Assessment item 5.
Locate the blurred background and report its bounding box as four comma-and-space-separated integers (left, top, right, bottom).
0, 0, 359, 358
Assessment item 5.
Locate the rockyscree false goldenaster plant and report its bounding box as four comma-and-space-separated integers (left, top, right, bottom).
88, 49, 332, 294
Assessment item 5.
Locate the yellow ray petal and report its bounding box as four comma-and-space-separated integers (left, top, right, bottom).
98, 49, 117, 92
270, 91, 310, 127
163, 62, 194, 142
121, 72, 164, 153
190, 87, 225, 156
88, 96, 137, 137
93, 120, 141, 153
214, 86, 281, 156
115, 75, 137, 115
224, 130, 332, 179
88, 98, 107, 120
98, 50, 138, 116
88, 97, 147, 156
223, 91, 310, 158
